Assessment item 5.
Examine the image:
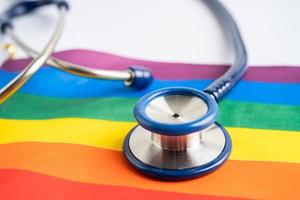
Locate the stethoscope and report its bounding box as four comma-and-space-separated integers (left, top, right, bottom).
0, 0, 247, 180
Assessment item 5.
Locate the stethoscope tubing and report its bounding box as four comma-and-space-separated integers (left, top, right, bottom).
0, 0, 248, 104
7, 30, 133, 81
203, 0, 248, 102
0, 0, 153, 104
0, 7, 67, 104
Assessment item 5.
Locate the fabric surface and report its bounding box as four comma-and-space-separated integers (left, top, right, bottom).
0, 49, 299, 200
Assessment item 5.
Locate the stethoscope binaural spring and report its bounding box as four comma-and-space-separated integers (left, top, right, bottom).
0, 0, 248, 180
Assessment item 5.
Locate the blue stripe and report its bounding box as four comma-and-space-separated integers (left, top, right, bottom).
0, 67, 299, 105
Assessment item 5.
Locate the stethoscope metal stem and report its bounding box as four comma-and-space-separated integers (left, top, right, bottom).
0, 7, 67, 104
7, 28, 133, 81
151, 131, 202, 151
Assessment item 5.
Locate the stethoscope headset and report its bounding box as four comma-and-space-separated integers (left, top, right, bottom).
0, 0, 247, 180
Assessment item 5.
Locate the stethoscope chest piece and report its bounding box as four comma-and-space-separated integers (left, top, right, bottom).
123, 87, 232, 180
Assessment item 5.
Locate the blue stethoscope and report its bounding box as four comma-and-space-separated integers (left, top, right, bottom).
0, 0, 247, 180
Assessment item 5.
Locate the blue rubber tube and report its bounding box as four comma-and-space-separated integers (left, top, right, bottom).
203, 0, 248, 102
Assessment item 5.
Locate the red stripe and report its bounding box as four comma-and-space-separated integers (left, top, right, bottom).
0, 169, 239, 200
0, 142, 299, 199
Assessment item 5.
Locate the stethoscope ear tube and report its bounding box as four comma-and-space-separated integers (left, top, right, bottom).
6, 28, 153, 89
0, 0, 153, 101
4, 0, 153, 90
0, 0, 69, 34
0, 4, 67, 104
6, 34, 153, 89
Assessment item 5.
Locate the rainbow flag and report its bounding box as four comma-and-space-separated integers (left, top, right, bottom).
0, 50, 299, 199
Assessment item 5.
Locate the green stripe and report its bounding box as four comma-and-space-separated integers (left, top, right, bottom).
1, 93, 300, 131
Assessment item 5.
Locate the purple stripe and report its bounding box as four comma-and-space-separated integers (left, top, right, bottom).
2, 49, 300, 82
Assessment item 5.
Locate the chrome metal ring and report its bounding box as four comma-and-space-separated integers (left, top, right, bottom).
123, 122, 231, 180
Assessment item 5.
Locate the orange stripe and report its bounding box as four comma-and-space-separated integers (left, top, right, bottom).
0, 142, 299, 199
0, 169, 239, 200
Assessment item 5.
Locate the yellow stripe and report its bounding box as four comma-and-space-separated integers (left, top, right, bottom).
1, 118, 300, 163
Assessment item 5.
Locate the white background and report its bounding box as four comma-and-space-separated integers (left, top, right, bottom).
1, 0, 300, 66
